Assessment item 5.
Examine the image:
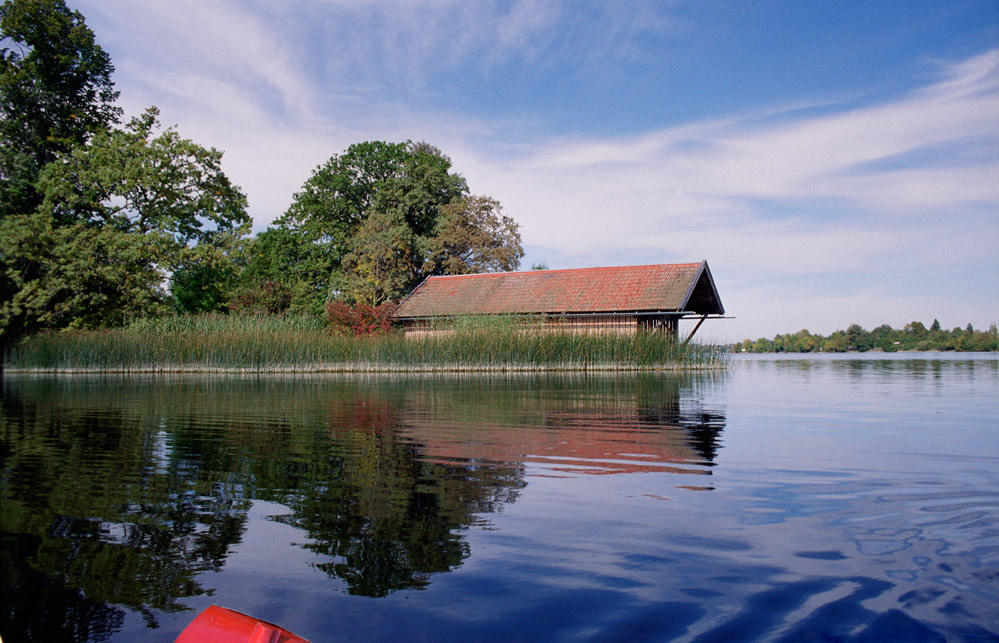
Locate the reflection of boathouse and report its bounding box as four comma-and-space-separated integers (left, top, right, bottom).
396, 378, 726, 479
402, 410, 724, 478
393, 261, 726, 341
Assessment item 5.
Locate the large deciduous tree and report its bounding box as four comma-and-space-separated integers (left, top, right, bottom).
0, 0, 121, 217
1, 108, 249, 341
261, 140, 523, 309
340, 209, 416, 306
0, 212, 164, 332
424, 195, 524, 276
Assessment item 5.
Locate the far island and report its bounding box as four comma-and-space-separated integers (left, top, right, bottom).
736, 320, 998, 353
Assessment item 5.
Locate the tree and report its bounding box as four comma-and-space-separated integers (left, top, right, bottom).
423, 195, 523, 276
845, 323, 872, 352
235, 227, 329, 314
228, 280, 294, 316
1, 0, 121, 216
871, 323, 898, 351
823, 331, 849, 352
170, 244, 241, 314
271, 141, 469, 310
262, 140, 523, 311
39, 108, 248, 248
0, 211, 164, 335
904, 321, 927, 337
278, 141, 466, 255
792, 329, 817, 352
1, 108, 249, 342
340, 209, 416, 305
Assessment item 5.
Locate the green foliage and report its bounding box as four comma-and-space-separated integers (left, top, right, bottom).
0, 210, 165, 337
270, 140, 467, 308
227, 280, 295, 316
823, 331, 849, 352
737, 320, 998, 353
38, 107, 249, 251
170, 253, 236, 314
0, 1, 251, 349
340, 208, 416, 305
236, 227, 328, 314
0, 0, 122, 216
1, 107, 249, 345
423, 195, 524, 276
265, 140, 521, 309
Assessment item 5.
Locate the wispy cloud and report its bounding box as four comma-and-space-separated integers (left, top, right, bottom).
289, 0, 681, 91
77, 0, 316, 121
472, 50, 999, 259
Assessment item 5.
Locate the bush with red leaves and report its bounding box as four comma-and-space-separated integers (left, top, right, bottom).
326, 300, 397, 336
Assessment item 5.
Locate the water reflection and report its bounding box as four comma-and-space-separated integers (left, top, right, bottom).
1, 372, 724, 639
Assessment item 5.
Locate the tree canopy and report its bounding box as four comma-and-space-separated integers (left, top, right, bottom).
424, 195, 523, 277
0, 0, 121, 216
254, 140, 521, 310
1, 108, 249, 341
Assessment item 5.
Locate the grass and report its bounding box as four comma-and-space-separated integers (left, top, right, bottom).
5, 313, 725, 373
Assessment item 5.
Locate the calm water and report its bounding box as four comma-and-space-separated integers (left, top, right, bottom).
2, 353, 997, 642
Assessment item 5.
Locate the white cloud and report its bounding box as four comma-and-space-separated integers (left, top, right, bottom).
467, 50, 999, 259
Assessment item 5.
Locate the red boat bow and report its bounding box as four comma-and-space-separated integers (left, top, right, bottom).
175, 605, 311, 643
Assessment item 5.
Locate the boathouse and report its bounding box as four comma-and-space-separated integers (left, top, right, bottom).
393, 260, 726, 342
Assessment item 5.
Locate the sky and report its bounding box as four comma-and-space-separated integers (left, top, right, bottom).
70, 0, 998, 341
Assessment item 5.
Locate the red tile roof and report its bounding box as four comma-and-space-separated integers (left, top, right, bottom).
394, 261, 724, 318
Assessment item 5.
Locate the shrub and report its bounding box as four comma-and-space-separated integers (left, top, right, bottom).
229, 281, 294, 315
326, 301, 397, 336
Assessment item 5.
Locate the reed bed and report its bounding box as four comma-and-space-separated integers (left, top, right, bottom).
5, 314, 724, 372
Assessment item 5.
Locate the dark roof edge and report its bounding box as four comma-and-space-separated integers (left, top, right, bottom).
678, 260, 725, 316
700, 261, 726, 316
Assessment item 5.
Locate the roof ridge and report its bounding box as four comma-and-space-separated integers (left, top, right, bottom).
425, 262, 703, 280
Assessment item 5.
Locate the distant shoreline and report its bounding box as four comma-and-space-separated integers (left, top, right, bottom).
734, 348, 997, 354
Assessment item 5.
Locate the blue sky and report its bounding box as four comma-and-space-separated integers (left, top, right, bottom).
71, 0, 998, 341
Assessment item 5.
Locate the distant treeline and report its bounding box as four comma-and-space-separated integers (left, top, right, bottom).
736, 320, 998, 353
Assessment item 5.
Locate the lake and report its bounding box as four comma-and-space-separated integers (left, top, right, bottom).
2, 353, 997, 642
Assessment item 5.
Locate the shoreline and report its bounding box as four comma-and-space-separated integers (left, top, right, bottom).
4, 361, 727, 375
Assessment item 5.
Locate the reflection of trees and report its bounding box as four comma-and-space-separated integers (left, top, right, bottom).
1, 385, 250, 640
1, 372, 727, 638
275, 395, 525, 596
2, 532, 123, 643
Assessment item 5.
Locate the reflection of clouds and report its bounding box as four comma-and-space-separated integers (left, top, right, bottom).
715, 473, 999, 638
852, 528, 921, 556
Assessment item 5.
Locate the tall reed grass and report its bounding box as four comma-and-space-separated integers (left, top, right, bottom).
6, 313, 724, 372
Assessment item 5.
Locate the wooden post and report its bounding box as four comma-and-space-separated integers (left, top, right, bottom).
682, 315, 708, 346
